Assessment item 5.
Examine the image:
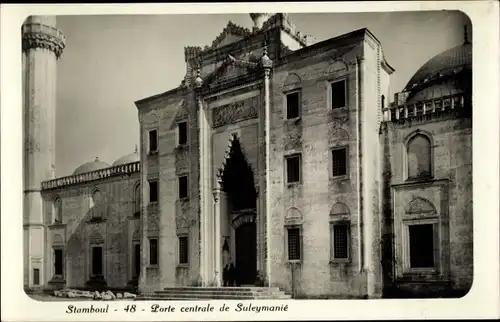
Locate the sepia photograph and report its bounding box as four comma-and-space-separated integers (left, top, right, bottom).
22, 10, 473, 301
2, 2, 499, 321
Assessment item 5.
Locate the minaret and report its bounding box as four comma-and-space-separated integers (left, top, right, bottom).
22, 16, 65, 290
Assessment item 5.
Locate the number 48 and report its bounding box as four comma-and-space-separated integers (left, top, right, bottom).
124, 305, 136, 313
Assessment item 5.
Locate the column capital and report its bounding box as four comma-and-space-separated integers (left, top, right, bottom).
22, 21, 66, 59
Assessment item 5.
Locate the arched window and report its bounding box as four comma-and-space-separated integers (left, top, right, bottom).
91, 189, 103, 219
53, 197, 62, 223
134, 184, 141, 216
407, 133, 432, 179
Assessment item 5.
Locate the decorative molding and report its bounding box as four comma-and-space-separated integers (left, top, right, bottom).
329, 127, 349, 145
211, 21, 252, 49
212, 99, 258, 128
41, 161, 140, 190
175, 146, 189, 173
22, 23, 66, 59
284, 121, 302, 151
406, 197, 437, 215
89, 230, 104, 244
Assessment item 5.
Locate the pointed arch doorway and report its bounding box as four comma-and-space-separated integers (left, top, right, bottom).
220, 135, 258, 286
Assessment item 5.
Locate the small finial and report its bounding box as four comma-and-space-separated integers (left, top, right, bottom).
194, 66, 203, 88
134, 145, 138, 153
261, 41, 273, 69
463, 25, 470, 44
95, 157, 99, 162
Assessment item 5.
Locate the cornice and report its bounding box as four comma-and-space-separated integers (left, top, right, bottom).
22, 22, 66, 59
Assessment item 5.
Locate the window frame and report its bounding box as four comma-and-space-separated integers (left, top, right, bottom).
33, 268, 40, 286
148, 129, 159, 154
177, 120, 188, 146
330, 146, 349, 179
329, 220, 351, 263
284, 154, 302, 186
178, 235, 189, 266
178, 175, 189, 200
404, 131, 434, 181
284, 89, 302, 120
328, 78, 347, 110
53, 197, 63, 224
284, 225, 303, 263
148, 180, 159, 204
148, 237, 159, 267
402, 218, 440, 274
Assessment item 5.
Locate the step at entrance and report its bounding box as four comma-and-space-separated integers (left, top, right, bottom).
137, 287, 291, 300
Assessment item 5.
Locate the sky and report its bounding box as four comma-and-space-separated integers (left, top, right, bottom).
54, 11, 471, 178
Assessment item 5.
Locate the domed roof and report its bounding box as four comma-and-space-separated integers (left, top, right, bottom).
112, 146, 140, 166
73, 157, 110, 175
404, 40, 471, 92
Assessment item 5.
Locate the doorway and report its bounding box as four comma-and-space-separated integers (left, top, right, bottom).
220, 135, 258, 286
235, 221, 257, 285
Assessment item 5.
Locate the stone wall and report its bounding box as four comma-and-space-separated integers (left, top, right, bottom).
138, 88, 201, 292
268, 37, 372, 298
385, 116, 473, 296
41, 172, 140, 289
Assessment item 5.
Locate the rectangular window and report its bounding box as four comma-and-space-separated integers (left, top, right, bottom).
148, 129, 158, 152
286, 155, 301, 184
409, 224, 435, 268
54, 248, 63, 276
91, 246, 103, 276
178, 121, 188, 145
287, 228, 301, 261
332, 148, 347, 177
179, 236, 188, 264
33, 268, 40, 285
331, 80, 346, 109
149, 239, 158, 266
149, 180, 158, 203
332, 223, 349, 259
286, 91, 300, 119
178, 176, 188, 199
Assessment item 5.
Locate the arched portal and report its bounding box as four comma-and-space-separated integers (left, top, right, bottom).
220, 136, 257, 286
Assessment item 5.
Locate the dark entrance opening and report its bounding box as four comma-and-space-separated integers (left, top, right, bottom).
133, 244, 141, 279
235, 221, 257, 285
221, 135, 257, 286
91, 246, 103, 277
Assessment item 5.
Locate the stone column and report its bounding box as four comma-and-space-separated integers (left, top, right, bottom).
261, 45, 273, 286
213, 185, 222, 286
22, 16, 65, 290
194, 69, 207, 285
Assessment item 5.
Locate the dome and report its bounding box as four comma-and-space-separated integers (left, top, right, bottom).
113, 146, 140, 166
72, 158, 110, 175
404, 41, 472, 92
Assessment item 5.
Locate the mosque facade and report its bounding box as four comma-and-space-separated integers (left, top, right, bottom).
23, 13, 473, 298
